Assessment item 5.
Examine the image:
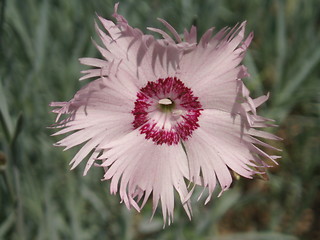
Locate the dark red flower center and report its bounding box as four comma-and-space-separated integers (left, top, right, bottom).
132, 77, 202, 145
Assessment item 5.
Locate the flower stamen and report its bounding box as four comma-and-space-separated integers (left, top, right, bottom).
158, 98, 173, 105
132, 77, 202, 145
158, 98, 175, 112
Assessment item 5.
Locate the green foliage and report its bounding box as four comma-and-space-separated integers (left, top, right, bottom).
0, 0, 319, 239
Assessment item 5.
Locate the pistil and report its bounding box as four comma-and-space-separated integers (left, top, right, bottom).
158, 98, 175, 112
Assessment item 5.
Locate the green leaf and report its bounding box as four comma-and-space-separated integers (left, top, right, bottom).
0, 79, 13, 141
10, 113, 24, 147
212, 232, 298, 240
275, 47, 320, 106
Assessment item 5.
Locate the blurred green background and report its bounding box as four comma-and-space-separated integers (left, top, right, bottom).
1, 0, 319, 239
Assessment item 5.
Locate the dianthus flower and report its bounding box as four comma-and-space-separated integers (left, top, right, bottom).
50, 3, 280, 225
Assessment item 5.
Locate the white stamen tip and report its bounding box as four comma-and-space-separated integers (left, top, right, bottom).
172, 109, 183, 116
158, 98, 173, 105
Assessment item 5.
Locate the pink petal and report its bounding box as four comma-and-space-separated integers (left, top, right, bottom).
99, 130, 191, 225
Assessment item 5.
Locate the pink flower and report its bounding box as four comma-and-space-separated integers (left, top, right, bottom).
50, 3, 281, 225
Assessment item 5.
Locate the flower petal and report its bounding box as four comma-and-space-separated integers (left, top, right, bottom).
184, 109, 275, 202
99, 130, 191, 225
178, 22, 253, 111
